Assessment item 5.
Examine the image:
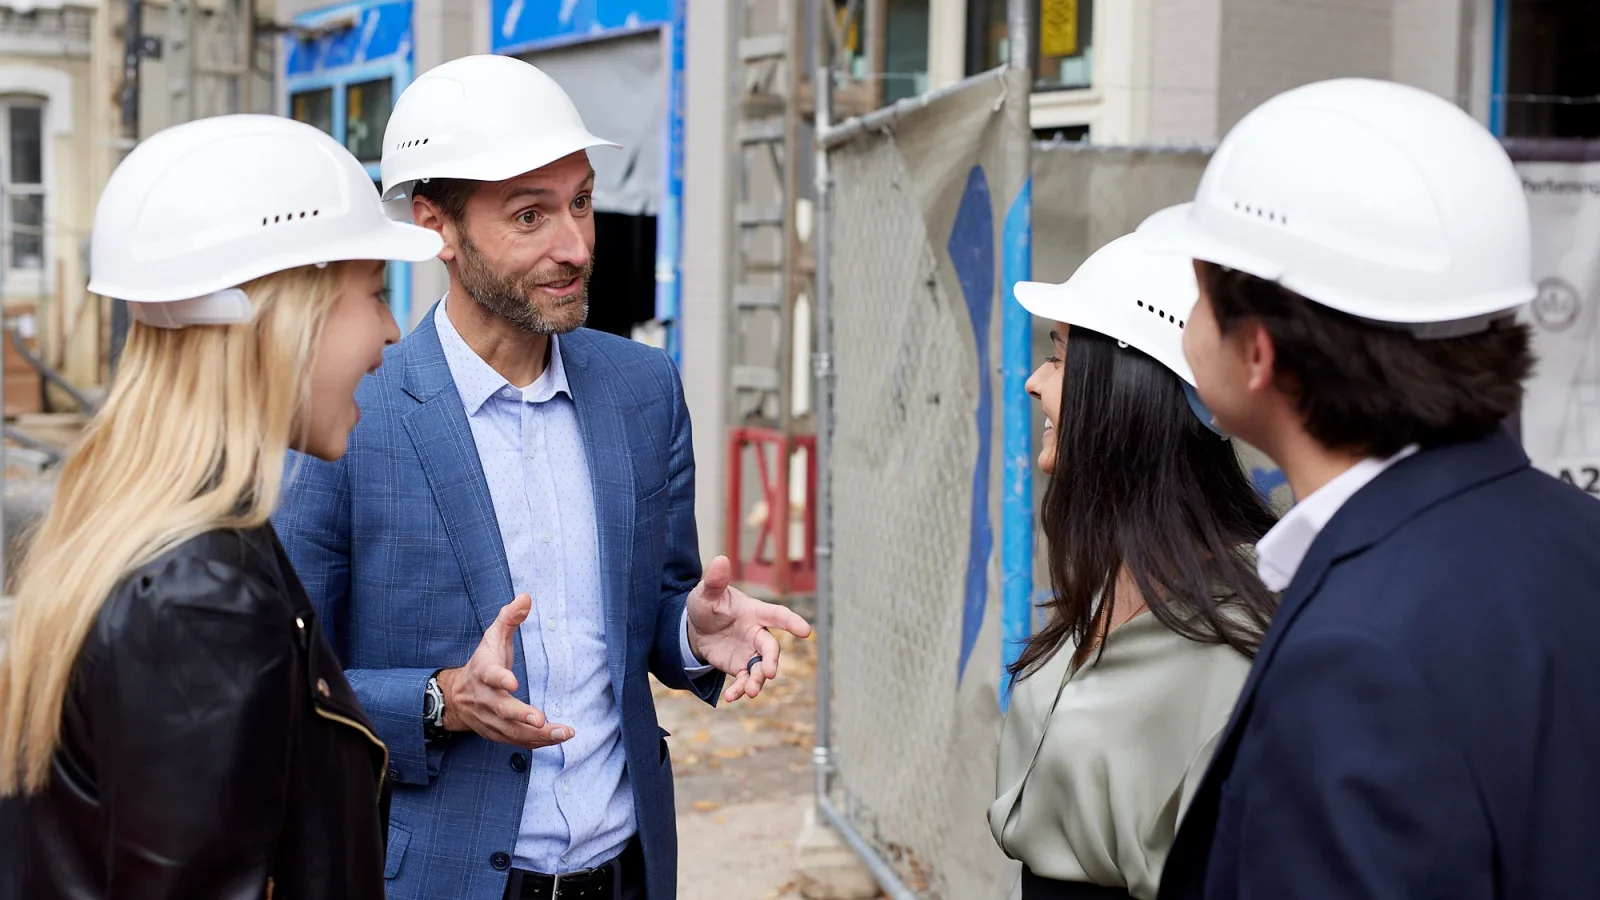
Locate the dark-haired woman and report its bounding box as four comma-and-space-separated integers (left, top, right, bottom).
988, 233, 1280, 900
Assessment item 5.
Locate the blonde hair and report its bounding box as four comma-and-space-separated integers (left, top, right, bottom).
0, 262, 346, 795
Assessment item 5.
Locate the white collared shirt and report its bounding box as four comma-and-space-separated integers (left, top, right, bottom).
1255, 445, 1421, 591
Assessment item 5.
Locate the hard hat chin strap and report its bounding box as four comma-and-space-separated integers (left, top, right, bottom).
1181, 380, 1229, 438
127, 288, 253, 330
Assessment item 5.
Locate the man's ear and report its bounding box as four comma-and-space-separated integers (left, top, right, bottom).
411, 195, 457, 265
1242, 319, 1278, 395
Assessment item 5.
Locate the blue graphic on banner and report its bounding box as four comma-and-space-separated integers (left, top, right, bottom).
950, 167, 996, 685
492, 0, 670, 54
286, 0, 413, 76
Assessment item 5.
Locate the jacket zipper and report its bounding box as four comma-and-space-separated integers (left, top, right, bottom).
312, 706, 389, 799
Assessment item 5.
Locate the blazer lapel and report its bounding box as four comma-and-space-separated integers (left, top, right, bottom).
397, 307, 523, 692
559, 332, 635, 709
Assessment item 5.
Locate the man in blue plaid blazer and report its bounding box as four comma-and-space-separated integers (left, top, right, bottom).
274, 55, 810, 900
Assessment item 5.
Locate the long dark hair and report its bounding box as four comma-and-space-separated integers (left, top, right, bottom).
1008, 326, 1280, 681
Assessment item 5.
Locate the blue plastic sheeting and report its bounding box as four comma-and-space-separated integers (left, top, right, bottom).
950, 166, 997, 686
286, 0, 413, 76
998, 177, 1034, 713
493, 0, 670, 54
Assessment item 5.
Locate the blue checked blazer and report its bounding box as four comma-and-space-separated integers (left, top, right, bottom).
274, 307, 723, 900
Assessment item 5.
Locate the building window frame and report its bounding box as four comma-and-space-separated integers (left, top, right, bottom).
0, 94, 47, 298
965, 0, 1094, 92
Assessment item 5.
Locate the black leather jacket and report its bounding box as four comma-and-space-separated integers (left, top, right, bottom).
8, 525, 389, 900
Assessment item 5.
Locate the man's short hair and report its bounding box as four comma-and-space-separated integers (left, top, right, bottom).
410, 177, 477, 223
1197, 261, 1533, 457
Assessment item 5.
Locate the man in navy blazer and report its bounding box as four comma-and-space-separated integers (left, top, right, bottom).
1139, 80, 1600, 898
274, 56, 810, 900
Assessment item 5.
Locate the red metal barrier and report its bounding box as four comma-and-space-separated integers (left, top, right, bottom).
725, 427, 816, 597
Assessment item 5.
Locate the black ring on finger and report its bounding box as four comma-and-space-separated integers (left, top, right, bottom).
746, 654, 763, 675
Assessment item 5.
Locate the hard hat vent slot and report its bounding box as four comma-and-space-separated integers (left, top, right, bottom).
1233, 199, 1288, 226
397, 138, 431, 150
262, 210, 320, 227
1136, 299, 1184, 329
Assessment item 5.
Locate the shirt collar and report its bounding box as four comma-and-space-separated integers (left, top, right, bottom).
1255, 444, 1421, 592
433, 297, 571, 415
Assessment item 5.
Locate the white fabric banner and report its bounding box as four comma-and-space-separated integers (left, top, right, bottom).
1518, 162, 1600, 495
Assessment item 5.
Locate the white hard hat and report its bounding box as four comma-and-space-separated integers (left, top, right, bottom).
89, 114, 444, 329
1138, 78, 1535, 337
1014, 233, 1199, 385
379, 55, 618, 220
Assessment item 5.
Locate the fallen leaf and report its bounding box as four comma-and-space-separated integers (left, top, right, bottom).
738, 718, 762, 735
713, 815, 727, 825
683, 754, 701, 766
712, 747, 746, 760
688, 730, 711, 744
691, 800, 721, 812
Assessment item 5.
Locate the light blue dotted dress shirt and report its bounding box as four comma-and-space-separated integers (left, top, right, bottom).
434, 302, 710, 874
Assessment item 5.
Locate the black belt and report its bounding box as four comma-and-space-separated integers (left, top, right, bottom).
1020, 866, 1135, 900
503, 838, 644, 900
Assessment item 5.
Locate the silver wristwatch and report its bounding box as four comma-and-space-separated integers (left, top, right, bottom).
423, 672, 449, 742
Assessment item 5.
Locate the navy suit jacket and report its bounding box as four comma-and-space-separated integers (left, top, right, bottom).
1160, 430, 1600, 900
274, 310, 722, 900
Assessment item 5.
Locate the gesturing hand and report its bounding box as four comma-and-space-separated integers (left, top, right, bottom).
436, 595, 574, 750
686, 556, 814, 703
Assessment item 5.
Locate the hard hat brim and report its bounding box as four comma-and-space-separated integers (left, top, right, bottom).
90, 220, 443, 304
1013, 265, 1198, 385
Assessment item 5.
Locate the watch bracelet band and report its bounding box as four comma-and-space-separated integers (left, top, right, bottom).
423, 670, 449, 742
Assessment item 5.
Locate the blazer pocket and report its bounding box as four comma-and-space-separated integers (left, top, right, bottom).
384, 821, 412, 880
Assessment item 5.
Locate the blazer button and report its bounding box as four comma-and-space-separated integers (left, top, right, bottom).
387, 767, 400, 782
316, 678, 331, 697
510, 753, 528, 773
490, 851, 511, 871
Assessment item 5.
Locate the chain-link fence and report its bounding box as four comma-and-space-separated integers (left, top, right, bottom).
816, 66, 1028, 900
814, 74, 1290, 900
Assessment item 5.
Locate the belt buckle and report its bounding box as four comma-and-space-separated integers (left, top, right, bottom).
549, 872, 563, 900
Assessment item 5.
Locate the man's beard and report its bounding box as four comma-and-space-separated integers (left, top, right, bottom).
455, 230, 593, 335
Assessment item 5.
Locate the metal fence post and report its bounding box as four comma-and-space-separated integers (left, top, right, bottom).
999, 0, 1035, 710
811, 59, 835, 813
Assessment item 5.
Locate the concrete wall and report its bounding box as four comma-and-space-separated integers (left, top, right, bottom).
1217, 0, 1394, 134
680, 0, 733, 561
1146, 0, 1222, 144
1145, 0, 1472, 144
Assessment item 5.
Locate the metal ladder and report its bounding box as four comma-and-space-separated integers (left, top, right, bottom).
725, 0, 880, 600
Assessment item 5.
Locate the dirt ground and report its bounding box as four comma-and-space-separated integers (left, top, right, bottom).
656, 627, 832, 900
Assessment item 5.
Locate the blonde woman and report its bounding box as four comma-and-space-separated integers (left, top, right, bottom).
0, 115, 441, 899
